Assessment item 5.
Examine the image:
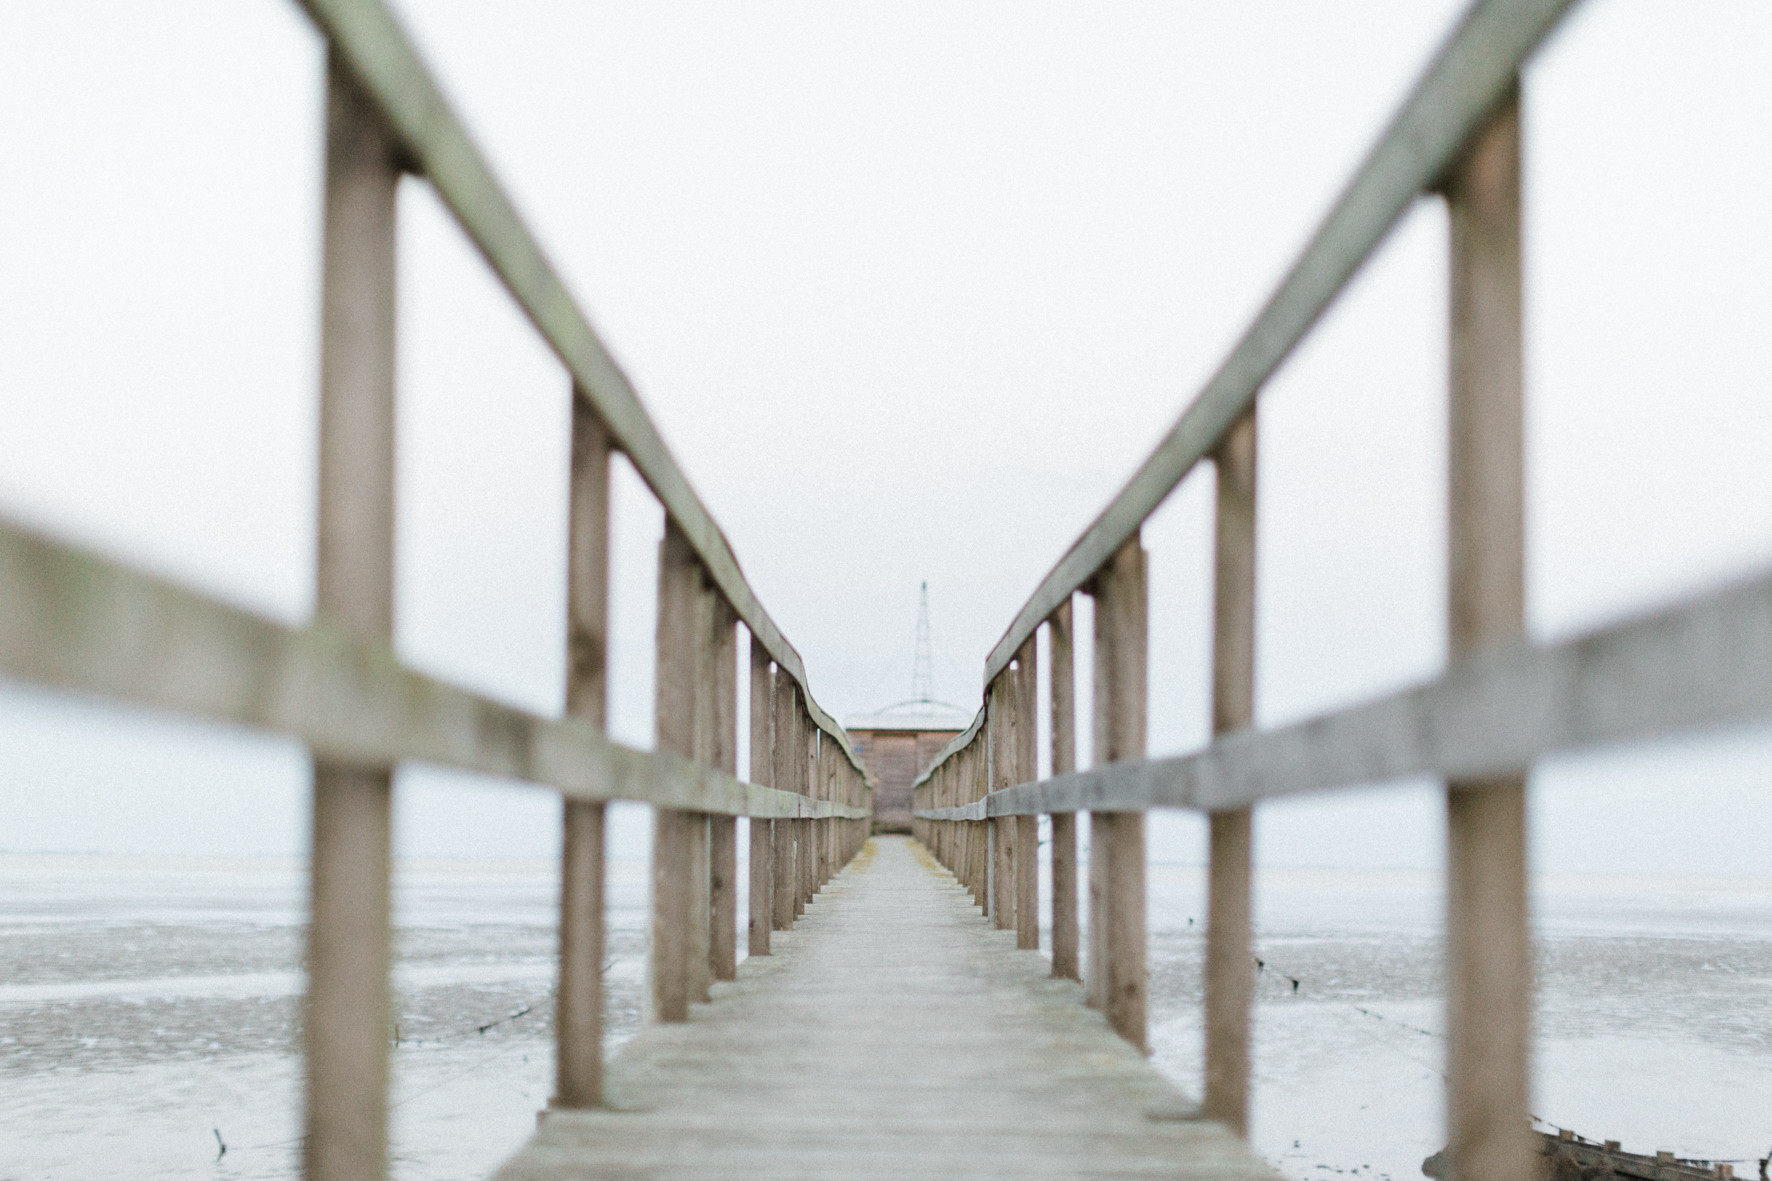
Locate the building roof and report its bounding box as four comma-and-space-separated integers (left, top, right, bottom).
844, 697, 976, 733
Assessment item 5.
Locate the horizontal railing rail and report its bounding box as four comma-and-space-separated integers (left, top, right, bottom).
298, 0, 862, 776
0, 518, 865, 821
918, 562, 1772, 820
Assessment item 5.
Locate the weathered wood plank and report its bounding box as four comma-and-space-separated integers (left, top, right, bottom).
495, 838, 1278, 1181
0, 518, 865, 822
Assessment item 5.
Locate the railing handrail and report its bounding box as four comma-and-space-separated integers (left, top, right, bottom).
298, 0, 864, 778
978, 0, 1572, 692
0, 518, 865, 820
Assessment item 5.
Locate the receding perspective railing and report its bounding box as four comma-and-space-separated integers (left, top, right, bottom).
911, 2, 1766, 1180
0, 2, 871, 1180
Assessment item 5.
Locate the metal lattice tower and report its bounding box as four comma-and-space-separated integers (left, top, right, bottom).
912, 581, 935, 703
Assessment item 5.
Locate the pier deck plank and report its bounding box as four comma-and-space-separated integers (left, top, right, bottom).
494, 835, 1278, 1180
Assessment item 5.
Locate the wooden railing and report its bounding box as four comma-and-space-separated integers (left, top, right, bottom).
0, 3, 871, 1180
910, 1, 1767, 1179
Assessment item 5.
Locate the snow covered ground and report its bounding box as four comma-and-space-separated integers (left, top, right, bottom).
2, 851, 1768, 1180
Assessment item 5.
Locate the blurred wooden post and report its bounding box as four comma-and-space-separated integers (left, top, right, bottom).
1204, 407, 1257, 1133
686, 576, 715, 1005
978, 748, 992, 904
651, 522, 697, 1023
747, 644, 774, 957
804, 716, 822, 900
1048, 598, 1079, 981
1014, 636, 1039, 952
709, 598, 739, 983
304, 54, 400, 1181
1092, 537, 1149, 1051
988, 676, 1015, 930
553, 392, 611, 1110
1443, 85, 1532, 1181
771, 679, 798, 931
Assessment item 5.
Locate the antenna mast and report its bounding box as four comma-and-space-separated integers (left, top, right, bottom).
912, 581, 935, 703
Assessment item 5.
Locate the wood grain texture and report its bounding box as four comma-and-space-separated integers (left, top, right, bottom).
495, 838, 1277, 1181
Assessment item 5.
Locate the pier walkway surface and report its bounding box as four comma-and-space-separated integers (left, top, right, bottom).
495, 836, 1275, 1180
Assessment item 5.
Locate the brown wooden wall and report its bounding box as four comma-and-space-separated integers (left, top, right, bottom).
849, 729, 960, 833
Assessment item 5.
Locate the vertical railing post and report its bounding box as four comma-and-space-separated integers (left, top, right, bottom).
987, 675, 1015, 931
1048, 598, 1079, 981
651, 522, 697, 1023
1014, 636, 1039, 952
305, 53, 401, 1181
1204, 407, 1257, 1132
799, 717, 817, 910
686, 576, 714, 1006
1091, 536, 1149, 1051
709, 597, 739, 983
970, 747, 988, 909
554, 391, 611, 1110
747, 645, 774, 957
1443, 84, 1531, 1181
771, 679, 798, 931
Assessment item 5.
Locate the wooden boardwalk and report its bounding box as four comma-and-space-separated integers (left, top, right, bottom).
496, 836, 1276, 1180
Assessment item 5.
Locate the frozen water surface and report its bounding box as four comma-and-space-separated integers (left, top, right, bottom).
3, 854, 1769, 1179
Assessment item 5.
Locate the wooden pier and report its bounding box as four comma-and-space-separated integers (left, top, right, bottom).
5, 1, 1767, 1179
499, 836, 1272, 1181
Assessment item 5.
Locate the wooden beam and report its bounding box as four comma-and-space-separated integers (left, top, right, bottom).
1092, 540, 1149, 1052
747, 641, 774, 957
0, 518, 868, 822
1442, 86, 1532, 1181
1047, 599, 1079, 982
1014, 636, 1039, 953
771, 679, 799, 931
709, 598, 739, 983
554, 392, 611, 1110
652, 524, 697, 1024
304, 55, 399, 1181
1204, 408, 1257, 1134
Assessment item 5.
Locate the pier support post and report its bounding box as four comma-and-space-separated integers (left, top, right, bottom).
1443, 86, 1532, 1181
304, 54, 400, 1181
1204, 407, 1257, 1133
1048, 598, 1080, 981
554, 392, 611, 1110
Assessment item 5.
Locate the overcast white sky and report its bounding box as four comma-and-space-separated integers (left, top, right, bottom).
2, 1, 1769, 872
